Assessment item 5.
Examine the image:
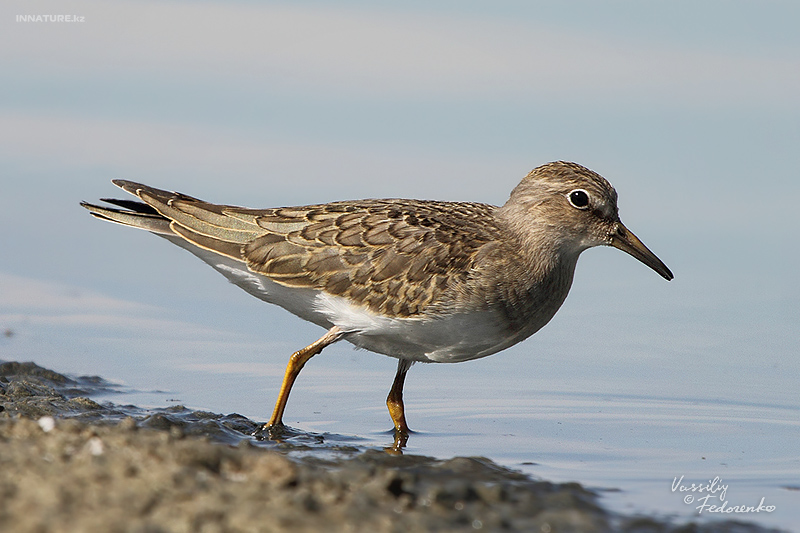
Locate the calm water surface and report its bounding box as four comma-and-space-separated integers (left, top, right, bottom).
2, 242, 797, 530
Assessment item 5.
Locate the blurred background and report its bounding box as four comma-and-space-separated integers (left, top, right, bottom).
1, 1, 798, 528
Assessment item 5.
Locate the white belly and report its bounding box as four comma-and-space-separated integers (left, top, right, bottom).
173, 239, 537, 363
313, 291, 531, 363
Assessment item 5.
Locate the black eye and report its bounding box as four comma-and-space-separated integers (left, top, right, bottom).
568, 189, 590, 209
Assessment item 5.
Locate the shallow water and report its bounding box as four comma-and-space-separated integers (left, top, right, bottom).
2, 265, 798, 530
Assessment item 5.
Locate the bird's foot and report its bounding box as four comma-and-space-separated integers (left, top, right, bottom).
384, 428, 410, 455
253, 422, 291, 441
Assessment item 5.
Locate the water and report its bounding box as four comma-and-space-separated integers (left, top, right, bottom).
2, 262, 797, 530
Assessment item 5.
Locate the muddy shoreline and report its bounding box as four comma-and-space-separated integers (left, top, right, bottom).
0, 361, 781, 532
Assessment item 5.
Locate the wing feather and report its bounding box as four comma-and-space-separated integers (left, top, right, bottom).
84, 181, 502, 317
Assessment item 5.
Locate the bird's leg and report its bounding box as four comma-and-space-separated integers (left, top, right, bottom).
386, 359, 413, 447
266, 326, 342, 431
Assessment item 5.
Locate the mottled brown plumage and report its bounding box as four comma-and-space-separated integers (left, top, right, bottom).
115, 183, 509, 319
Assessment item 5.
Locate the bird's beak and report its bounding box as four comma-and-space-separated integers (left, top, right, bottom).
609, 222, 673, 281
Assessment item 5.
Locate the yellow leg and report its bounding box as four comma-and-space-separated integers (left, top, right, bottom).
266, 326, 342, 429
386, 359, 413, 437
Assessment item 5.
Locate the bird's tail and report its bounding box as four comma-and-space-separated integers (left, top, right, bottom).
80, 180, 198, 235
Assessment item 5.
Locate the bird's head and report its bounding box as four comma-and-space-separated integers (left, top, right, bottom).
500, 161, 673, 281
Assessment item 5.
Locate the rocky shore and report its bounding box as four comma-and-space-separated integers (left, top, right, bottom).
0, 362, 782, 532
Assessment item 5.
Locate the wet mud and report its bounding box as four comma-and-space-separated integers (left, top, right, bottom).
0, 361, 783, 532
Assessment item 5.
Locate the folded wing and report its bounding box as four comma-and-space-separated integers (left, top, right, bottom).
81, 180, 499, 318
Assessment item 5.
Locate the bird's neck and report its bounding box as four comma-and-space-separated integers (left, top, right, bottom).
494, 203, 583, 280
489, 205, 582, 329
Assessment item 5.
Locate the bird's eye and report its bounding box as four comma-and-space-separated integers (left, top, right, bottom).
568, 189, 590, 209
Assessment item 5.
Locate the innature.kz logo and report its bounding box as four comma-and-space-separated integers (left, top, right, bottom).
17, 15, 86, 23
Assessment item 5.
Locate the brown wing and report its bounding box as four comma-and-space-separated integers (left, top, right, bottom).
242, 200, 500, 317
85, 180, 501, 318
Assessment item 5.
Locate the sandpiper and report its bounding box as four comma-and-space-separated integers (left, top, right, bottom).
82, 161, 672, 445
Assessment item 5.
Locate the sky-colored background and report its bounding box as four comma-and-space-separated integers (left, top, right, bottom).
2, 1, 799, 529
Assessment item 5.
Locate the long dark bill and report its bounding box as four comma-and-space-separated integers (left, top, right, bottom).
610, 222, 674, 281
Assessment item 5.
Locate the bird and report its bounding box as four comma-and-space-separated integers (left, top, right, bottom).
81, 161, 672, 447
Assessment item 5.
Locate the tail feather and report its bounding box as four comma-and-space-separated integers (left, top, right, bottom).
98, 197, 160, 215
80, 200, 173, 235
81, 180, 260, 260
136, 189, 261, 244
111, 179, 202, 203
104, 180, 263, 244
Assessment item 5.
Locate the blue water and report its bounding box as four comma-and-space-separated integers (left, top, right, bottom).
2, 231, 798, 530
